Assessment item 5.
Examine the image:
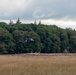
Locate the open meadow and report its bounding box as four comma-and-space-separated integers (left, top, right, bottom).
0, 54, 76, 75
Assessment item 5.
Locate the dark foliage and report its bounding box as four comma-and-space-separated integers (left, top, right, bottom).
0, 21, 76, 54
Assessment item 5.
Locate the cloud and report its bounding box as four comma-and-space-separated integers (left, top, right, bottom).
33, 7, 55, 19
0, 0, 76, 29
0, 0, 76, 20
32, 0, 76, 20
41, 19, 76, 29
0, 0, 32, 19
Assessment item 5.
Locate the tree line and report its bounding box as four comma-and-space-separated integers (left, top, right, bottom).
0, 19, 76, 54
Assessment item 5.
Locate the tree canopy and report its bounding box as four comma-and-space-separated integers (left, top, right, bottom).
0, 21, 76, 54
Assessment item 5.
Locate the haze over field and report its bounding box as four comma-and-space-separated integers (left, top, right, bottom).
0, 0, 76, 29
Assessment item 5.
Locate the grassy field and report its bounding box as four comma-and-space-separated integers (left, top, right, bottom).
0, 54, 76, 75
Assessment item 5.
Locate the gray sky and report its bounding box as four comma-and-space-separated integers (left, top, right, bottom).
0, 0, 76, 29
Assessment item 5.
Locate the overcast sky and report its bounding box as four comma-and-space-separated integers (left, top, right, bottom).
0, 0, 76, 29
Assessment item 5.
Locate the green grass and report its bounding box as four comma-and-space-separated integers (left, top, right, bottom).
0, 54, 76, 75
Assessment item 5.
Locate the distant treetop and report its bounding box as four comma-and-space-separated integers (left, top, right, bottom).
16, 18, 21, 24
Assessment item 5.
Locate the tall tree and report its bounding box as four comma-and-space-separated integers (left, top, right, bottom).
16, 18, 21, 24
9, 20, 13, 25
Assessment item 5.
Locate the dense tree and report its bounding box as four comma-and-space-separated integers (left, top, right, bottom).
13, 30, 43, 53
51, 34, 61, 53
0, 28, 15, 54
0, 21, 76, 54
69, 36, 76, 53
59, 29, 69, 53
